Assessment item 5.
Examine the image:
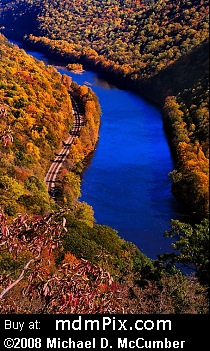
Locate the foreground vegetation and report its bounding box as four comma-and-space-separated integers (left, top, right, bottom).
0, 1, 209, 313
0, 208, 209, 313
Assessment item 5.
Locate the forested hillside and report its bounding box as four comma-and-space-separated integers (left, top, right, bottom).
0, 1, 209, 313
0, 0, 208, 219
0, 34, 100, 216
0, 34, 72, 215
0, 34, 155, 313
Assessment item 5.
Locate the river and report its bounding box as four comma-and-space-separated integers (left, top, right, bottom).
10, 40, 183, 260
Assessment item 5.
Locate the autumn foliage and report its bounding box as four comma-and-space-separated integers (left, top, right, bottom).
0, 1, 209, 314
0, 208, 208, 314
0, 208, 122, 314
1, 0, 208, 219
0, 34, 100, 216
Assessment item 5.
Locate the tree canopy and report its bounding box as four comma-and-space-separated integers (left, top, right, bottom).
0, 0, 208, 219
0, 0, 209, 314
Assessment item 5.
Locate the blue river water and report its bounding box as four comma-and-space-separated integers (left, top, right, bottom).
10, 41, 183, 259
58, 69, 183, 259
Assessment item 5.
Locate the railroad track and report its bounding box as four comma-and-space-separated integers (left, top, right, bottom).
44, 95, 84, 199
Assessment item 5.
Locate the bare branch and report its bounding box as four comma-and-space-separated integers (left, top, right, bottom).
0, 257, 36, 300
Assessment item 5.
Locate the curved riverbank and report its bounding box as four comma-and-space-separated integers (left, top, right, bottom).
9, 37, 185, 259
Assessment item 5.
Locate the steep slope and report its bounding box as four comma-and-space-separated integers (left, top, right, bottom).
0, 34, 74, 215
0, 0, 208, 78
0, 14, 209, 314
0, 34, 100, 216
0, 34, 153, 309
0, 0, 208, 219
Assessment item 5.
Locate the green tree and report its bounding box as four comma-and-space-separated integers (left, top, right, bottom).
74, 201, 95, 228
160, 219, 209, 285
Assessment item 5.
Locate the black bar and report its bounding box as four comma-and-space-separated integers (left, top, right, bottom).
0, 315, 209, 350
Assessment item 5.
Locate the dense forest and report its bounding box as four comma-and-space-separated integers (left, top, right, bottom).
0, 33, 100, 216
0, 0, 208, 220
0, 0, 209, 313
